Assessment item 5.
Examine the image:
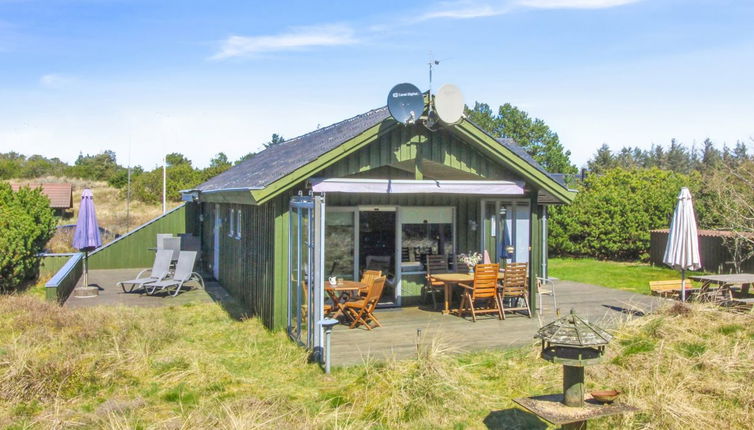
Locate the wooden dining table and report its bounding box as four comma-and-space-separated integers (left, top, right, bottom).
431, 272, 505, 315
690, 273, 754, 301
325, 280, 366, 320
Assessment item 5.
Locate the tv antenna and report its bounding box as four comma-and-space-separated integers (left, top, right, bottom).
428, 58, 440, 96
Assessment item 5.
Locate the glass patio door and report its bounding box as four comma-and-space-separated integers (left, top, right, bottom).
287, 195, 325, 358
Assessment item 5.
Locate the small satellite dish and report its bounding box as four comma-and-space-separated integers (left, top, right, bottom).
434, 84, 464, 125
387, 83, 425, 125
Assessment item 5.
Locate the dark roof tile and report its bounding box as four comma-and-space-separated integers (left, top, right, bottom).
196, 107, 391, 192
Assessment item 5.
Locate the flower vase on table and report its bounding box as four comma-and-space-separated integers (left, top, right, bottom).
458, 252, 483, 275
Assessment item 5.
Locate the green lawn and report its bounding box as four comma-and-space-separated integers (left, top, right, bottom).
549, 257, 696, 295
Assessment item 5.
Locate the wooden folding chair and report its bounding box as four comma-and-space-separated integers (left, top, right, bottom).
425, 254, 449, 310
301, 280, 332, 319
358, 270, 382, 297
458, 263, 502, 322
500, 262, 531, 319
344, 276, 386, 330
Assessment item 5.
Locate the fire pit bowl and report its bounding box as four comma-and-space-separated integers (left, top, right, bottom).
590, 390, 620, 404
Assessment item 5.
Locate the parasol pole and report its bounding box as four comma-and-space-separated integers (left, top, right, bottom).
83, 250, 88, 288
681, 268, 686, 302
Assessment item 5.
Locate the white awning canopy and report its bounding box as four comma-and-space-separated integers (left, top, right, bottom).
309, 178, 526, 195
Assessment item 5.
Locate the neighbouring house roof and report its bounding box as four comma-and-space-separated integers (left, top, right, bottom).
650, 229, 752, 239
11, 182, 72, 209
191, 104, 575, 204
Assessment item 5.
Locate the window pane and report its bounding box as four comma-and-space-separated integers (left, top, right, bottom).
401, 222, 453, 272
325, 211, 355, 280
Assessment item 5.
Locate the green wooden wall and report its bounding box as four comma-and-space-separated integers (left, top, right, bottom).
200, 123, 550, 330
88, 204, 187, 269
201, 200, 280, 329
37, 253, 77, 280
44, 252, 84, 303
321, 126, 515, 181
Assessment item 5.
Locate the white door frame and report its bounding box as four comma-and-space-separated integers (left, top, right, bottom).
213, 204, 221, 280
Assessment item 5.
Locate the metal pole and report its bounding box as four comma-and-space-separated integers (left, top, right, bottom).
162, 154, 167, 214
127, 137, 131, 232
681, 269, 686, 302
324, 326, 332, 374
83, 251, 88, 288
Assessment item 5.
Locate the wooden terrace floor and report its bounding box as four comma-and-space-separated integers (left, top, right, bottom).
330, 281, 664, 365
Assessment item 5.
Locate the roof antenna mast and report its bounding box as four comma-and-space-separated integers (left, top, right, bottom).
428, 55, 440, 96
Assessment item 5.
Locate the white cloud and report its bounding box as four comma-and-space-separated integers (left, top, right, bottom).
39, 73, 73, 89
416, 0, 640, 21
211, 24, 357, 60
419, 4, 505, 21
517, 0, 641, 9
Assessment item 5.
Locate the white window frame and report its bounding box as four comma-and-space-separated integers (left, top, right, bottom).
235, 210, 242, 240
228, 208, 235, 238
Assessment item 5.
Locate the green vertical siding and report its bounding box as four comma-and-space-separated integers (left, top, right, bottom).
529, 198, 543, 311
321, 127, 513, 180
203, 122, 554, 330
201, 199, 280, 329
38, 253, 77, 279
88, 204, 187, 270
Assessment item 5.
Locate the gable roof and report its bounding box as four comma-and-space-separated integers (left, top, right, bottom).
196, 107, 390, 192
191, 104, 574, 204
11, 182, 72, 208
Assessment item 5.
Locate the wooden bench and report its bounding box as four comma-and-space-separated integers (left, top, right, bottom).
649, 279, 697, 298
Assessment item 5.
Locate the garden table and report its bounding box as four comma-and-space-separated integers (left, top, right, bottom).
432, 272, 504, 315
690, 273, 754, 302
325, 281, 365, 320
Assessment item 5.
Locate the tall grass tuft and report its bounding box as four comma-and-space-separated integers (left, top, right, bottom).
1, 293, 752, 429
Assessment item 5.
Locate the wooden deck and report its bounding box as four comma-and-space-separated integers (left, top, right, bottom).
330, 281, 664, 365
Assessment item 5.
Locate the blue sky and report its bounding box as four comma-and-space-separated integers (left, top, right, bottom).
1, 0, 753, 169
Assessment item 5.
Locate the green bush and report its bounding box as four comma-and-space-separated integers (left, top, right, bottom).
0, 183, 57, 292
131, 164, 203, 204
549, 168, 699, 260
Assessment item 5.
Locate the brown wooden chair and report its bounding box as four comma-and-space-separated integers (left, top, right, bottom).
458, 263, 502, 322
358, 270, 382, 297
301, 280, 332, 319
500, 262, 531, 319
425, 254, 449, 310
344, 276, 386, 330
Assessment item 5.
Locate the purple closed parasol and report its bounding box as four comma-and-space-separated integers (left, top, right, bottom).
72, 189, 102, 289
73, 189, 101, 250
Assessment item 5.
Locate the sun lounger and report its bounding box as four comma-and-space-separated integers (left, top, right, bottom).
144, 251, 204, 296
118, 249, 173, 293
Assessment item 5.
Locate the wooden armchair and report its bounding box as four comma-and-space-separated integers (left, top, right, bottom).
500, 262, 531, 319
344, 276, 387, 330
458, 263, 502, 322
425, 254, 449, 310
359, 270, 382, 297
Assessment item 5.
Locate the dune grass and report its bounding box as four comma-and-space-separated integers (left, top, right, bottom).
1, 294, 752, 429
549, 257, 698, 295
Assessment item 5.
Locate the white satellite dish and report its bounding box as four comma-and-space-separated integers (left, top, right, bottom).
434, 84, 464, 125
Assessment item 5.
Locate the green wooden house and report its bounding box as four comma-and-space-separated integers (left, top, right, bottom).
184, 103, 574, 348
